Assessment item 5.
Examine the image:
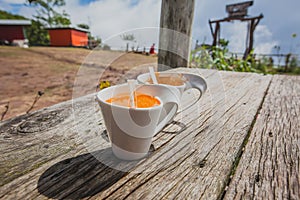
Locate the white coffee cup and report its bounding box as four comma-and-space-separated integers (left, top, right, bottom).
137, 72, 207, 100
137, 72, 207, 126
96, 83, 180, 160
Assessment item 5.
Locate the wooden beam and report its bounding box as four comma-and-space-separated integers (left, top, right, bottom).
158, 0, 195, 70
210, 22, 220, 47
209, 14, 263, 24
209, 14, 263, 60
244, 16, 262, 59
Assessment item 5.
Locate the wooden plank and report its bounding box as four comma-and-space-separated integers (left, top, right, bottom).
0, 69, 272, 199
158, 0, 195, 69
224, 75, 300, 200
90, 71, 271, 200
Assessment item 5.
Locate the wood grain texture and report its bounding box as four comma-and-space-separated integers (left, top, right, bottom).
158, 0, 195, 69
0, 69, 272, 199
224, 75, 300, 200
90, 71, 271, 200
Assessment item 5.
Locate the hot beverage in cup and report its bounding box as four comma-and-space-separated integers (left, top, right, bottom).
137, 72, 207, 120
137, 72, 207, 97
97, 83, 180, 160
147, 73, 186, 86
106, 93, 160, 108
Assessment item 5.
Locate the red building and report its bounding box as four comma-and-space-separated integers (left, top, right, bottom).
0, 19, 31, 43
46, 26, 89, 47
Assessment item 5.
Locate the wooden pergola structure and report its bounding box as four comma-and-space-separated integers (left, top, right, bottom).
157, 0, 263, 68
209, 1, 263, 59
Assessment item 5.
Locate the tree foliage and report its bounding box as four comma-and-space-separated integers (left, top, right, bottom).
25, 0, 71, 45
0, 10, 26, 19
26, 0, 71, 27
120, 34, 136, 51
26, 20, 49, 46
77, 23, 90, 30
120, 34, 135, 42
191, 39, 300, 75
77, 23, 101, 48
191, 39, 266, 74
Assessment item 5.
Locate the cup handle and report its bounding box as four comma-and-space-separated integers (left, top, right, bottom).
155, 102, 178, 134
180, 73, 207, 112
152, 85, 180, 134
136, 85, 180, 134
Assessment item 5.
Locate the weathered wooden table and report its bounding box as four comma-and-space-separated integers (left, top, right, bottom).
0, 68, 299, 199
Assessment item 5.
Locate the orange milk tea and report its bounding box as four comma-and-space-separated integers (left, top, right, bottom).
106, 92, 160, 108
147, 73, 186, 86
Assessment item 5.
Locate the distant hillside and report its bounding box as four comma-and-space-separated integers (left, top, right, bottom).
0, 10, 27, 20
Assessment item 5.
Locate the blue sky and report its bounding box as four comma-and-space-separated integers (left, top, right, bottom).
1, 0, 300, 57
78, 0, 139, 6
79, 0, 96, 6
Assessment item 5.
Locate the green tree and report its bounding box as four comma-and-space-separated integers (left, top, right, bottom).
120, 34, 135, 41
77, 23, 101, 48
26, 0, 71, 27
77, 23, 89, 30
25, 0, 71, 45
0, 10, 26, 19
26, 20, 49, 46
289, 56, 298, 71
191, 39, 269, 74
120, 34, 136, 52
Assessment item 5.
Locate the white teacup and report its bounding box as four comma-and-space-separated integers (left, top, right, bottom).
97, 83, 180, 160
137, 72, 207, 100
137, 72, 207, 123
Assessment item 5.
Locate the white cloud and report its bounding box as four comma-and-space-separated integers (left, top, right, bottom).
220, 23, 278, 55
0, 2, 13, 11
254, 25, 278, 54
192, 0, 228, 44
64, 0, 161, 42
2, 0, 24, 4
17, 6, 36, 19
223, 22, 247, 53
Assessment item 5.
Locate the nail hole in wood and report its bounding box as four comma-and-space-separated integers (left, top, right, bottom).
255, 174, 260, 182
268, 131, 273, 137
101, 130, 109, 142
198, 159, 207, 168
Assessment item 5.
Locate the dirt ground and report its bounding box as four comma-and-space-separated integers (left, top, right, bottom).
0, 46, 157, 121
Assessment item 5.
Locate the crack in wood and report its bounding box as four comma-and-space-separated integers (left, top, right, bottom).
219, 76, 273, 200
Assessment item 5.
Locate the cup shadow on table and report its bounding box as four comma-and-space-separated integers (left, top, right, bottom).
100, 120, 187, 141
37, 148, 140, 199
37, 119, 188, 199
161, 120, 187, 134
